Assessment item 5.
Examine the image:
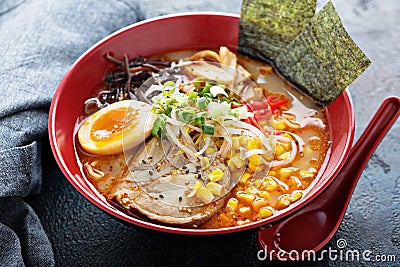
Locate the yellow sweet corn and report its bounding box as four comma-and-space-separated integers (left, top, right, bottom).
201, 157, 209, 169
248, 138, 262, 150
259, 207, 273, 218
274, 120, 285, 130
206, 181, 223, 195
252, 198, 267, 212
239, 172, 252, 185
247, 161, 258, 172
278, 151, 290, 160
196, 187, 214, 204
245, 186, 258, 195
279, 167, 296, 179
258, 191, 271, 201
289, 191, 303, 203
208, 169, 224, 182
249, 154, 262, 166
231, 136, 240, 149
261, 176, 278, 192
205, 147, 216, 154
238, 206, 251, 217
230, 154, 245, 169
237, 193, 255, 205
275, 144, 285, 156
226, 198, 238, 211
300, 170, 315, 179
274, 195, 290, 210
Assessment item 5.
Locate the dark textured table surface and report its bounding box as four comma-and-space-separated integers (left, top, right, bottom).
26, 0, 399, 266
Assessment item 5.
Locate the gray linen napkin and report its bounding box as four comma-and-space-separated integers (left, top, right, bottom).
0, 0, 144, 265
0, 0, 240, 265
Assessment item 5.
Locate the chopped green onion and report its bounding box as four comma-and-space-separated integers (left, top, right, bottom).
178, 110, 196, 123
152, 114, 168, 138
197, 97, 209, 110
195, 112, 208, 127
165, 106, 172, 116
229, 109, 239, 118
163, 81, 175, 88
202, 123, 215, 135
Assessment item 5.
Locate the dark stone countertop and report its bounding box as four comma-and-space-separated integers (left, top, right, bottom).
26, 0, 399, 266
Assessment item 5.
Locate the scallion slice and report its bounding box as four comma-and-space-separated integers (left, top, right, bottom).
152, 114, 168, 138
202, 123, 215, 135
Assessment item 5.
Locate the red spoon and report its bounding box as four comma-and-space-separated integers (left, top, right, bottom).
257, 96, 400, 260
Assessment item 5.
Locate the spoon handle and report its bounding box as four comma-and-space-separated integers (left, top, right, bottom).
344, 96, 400, 179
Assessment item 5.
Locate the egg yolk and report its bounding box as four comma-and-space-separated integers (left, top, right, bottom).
90, 107, 138, 143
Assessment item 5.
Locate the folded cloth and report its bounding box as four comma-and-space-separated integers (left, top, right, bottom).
0, 0, 144, 265
0, 0, 240, 265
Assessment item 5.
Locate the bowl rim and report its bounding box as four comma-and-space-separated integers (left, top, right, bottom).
49, 12, 355, 235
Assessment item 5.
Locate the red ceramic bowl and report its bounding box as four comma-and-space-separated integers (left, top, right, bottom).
49, 12, 354, 235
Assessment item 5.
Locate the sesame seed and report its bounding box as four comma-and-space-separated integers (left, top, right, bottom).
149, 170, 153, 175
195, 165, 201, 169
179, 196, 182, 201
182, 166, 187, 169
197, 174, 201, 179
141, 160, 147, 164
159, 194, 164, 199
185, 169, 190, 174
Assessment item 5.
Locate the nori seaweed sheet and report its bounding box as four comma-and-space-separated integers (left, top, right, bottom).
274, 1, 371, 105
238, 0, 317, 61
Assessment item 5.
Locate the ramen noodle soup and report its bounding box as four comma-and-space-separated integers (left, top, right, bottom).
75, 47, 330, 228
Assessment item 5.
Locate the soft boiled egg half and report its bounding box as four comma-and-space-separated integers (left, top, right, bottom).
77, 100, 157, 155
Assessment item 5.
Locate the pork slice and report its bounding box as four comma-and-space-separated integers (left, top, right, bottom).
110, 136, 232, 227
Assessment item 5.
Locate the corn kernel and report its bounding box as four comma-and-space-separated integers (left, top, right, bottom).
248, 161, 258, 171
239, 172, 252, 185
259, 207, 273, 218
282, 133, 292, 140
275, 144, 285, 156
205, 147, 216, 154
300, 170, 315, 179
249, 154, 262, 166
196, 187, 214, 203
262, 150, 274, 161
245, 186, 258, 194
277, 140, 291, 151
208, 169, 224, 182
274, 195, 290, 210
206, 182, 223, 195
238, 206, 251, 217
261, 176, 278, 191
230, 154, 245, 169
268, 170, 277, 176
274, 120, 285, 130
237, 193, 255, 205
248, 138, 262, 150
201, 157, 209, 169
193, 181, 202, 189
252, 198, 268, 212
239, 135, 249, 146
279, 167, 296, 179
278, 152, 290, 160
258, 191, 271, 201
290, 191, 303, 203
226, 198, 238, 211
231, 136, 240, 149
254, 179, 263, 188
